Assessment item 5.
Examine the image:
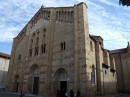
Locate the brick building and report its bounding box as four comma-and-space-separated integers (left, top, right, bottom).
6, 2, 117, 97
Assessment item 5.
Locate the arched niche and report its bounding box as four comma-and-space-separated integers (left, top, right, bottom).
30, 64, 39, 75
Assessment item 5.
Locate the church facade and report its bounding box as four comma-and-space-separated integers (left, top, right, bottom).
6, 2, 117, 97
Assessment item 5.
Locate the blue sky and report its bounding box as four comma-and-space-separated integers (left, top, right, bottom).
0, 0, 130, 54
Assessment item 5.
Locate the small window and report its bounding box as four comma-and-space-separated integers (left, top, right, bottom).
30, 39, 33, 47
92, 65, 95, 72
29, 49, 32, 56
43, 28, 46, 32
60, 41, 66, 51
41, 44, 46, 54
31, 39, 33, 43
32, 33, 35, 36
37, 30, 40, 34
82, 64, 86, 68
113, 72, 115, 77
60, 42, 64, 51
18, 54, 21, 60
90, 41, 93, 51
43, 34, 46, 38
105, 70, 107, 74
36, 37, 39, 45
35, 46, 39, 56
48, 15, 50, 19
63, 42, 66, 50
91, 65, 95, 84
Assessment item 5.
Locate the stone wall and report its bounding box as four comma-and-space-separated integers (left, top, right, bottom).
111, 45, 130, 93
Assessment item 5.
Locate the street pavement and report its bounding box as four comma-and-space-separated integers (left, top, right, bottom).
0, 92, 130, 97
0, 92, 43, 97
97, 94, 130, 97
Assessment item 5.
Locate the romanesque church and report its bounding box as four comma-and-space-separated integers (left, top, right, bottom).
6, 2, 117, 97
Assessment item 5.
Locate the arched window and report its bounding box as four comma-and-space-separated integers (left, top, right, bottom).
36, 37, 39, 45
41, 44, 46, 54
35, 46, 39, 56
18, 54, 21, 60
63, 42, 66, 50
105, 70, 107, 75
60, 41, 66, 51
29, 49, 32, 56
91, 65, 95, 84
30, 39, 33, 48
92, 65, 95, 72
43, 28, 46, 32
60, 42, 63, 51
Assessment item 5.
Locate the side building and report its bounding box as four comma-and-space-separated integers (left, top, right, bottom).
6, 2, 117, 97
111, 43, 130, 93
0, 52, 10, 90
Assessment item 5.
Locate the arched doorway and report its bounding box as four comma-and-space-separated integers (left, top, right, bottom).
28, 64, 40, 95
53, 68, 68, 97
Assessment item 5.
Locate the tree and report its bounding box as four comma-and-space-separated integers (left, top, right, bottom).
119, 0, 130, 6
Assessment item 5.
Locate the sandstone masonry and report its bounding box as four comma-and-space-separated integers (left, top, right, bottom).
6, 2, 117, 97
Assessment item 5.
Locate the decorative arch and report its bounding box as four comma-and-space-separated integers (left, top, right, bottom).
53, 68, 68, 81
52, 68, 68, 96
30, 64, 39, 74
27, 64, 40, 94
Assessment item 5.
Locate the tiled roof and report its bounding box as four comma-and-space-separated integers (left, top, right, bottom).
0, 52, 10, 59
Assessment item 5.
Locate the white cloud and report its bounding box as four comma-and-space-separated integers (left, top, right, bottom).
0, 0, 129, 50
98, 0, 119, 8
0, 0, 43, 42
